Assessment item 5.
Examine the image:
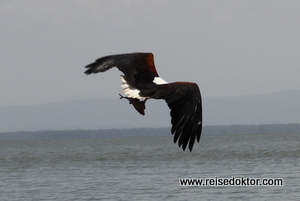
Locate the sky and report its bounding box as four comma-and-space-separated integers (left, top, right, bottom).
1, 0, 300, 107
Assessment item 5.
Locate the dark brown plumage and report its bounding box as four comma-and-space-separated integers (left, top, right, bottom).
84, 52, 202, 151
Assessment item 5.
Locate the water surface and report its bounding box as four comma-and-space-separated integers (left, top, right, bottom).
1, 133, 299, 200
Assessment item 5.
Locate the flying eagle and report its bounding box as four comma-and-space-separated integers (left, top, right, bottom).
84, 53, 202, 151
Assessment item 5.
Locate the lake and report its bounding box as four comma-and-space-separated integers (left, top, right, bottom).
1, 133, 299, 200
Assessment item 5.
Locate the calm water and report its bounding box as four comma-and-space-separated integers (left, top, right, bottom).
1, 133, 299, 200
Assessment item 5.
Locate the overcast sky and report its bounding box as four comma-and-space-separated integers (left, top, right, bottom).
1, 0, 300, 107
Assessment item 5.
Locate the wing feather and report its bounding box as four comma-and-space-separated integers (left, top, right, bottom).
85, 53, 159, 89
85, 55, 117, 74
140, 82, 202, 151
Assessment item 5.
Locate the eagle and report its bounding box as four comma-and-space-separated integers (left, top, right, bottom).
84, 52, 202, 151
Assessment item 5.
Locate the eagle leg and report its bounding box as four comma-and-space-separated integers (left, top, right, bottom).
119, 94, 147, 115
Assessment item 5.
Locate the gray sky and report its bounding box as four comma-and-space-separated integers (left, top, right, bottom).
1, 0, 300, 107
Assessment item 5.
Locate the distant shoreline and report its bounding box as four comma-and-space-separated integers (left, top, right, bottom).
0, 123, 299, 141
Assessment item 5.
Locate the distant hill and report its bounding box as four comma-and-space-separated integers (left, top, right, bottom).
0, 90, 299, 132
0, 124, 299, 140
204, 89, 300, 125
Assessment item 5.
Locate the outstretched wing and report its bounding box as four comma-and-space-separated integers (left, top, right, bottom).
167, 83, 202, 152
85, 52, 159, 89
140, 82, 202, 151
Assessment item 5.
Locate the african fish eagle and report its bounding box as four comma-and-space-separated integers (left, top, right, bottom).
84, 52, 202, 151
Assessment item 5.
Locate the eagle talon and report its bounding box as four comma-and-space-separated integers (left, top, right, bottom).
119, 94, 126, 99
119, 94, 132, 105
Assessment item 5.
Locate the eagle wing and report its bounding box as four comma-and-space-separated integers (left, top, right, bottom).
85, 53, 159, 88
140, 82, 202, 151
